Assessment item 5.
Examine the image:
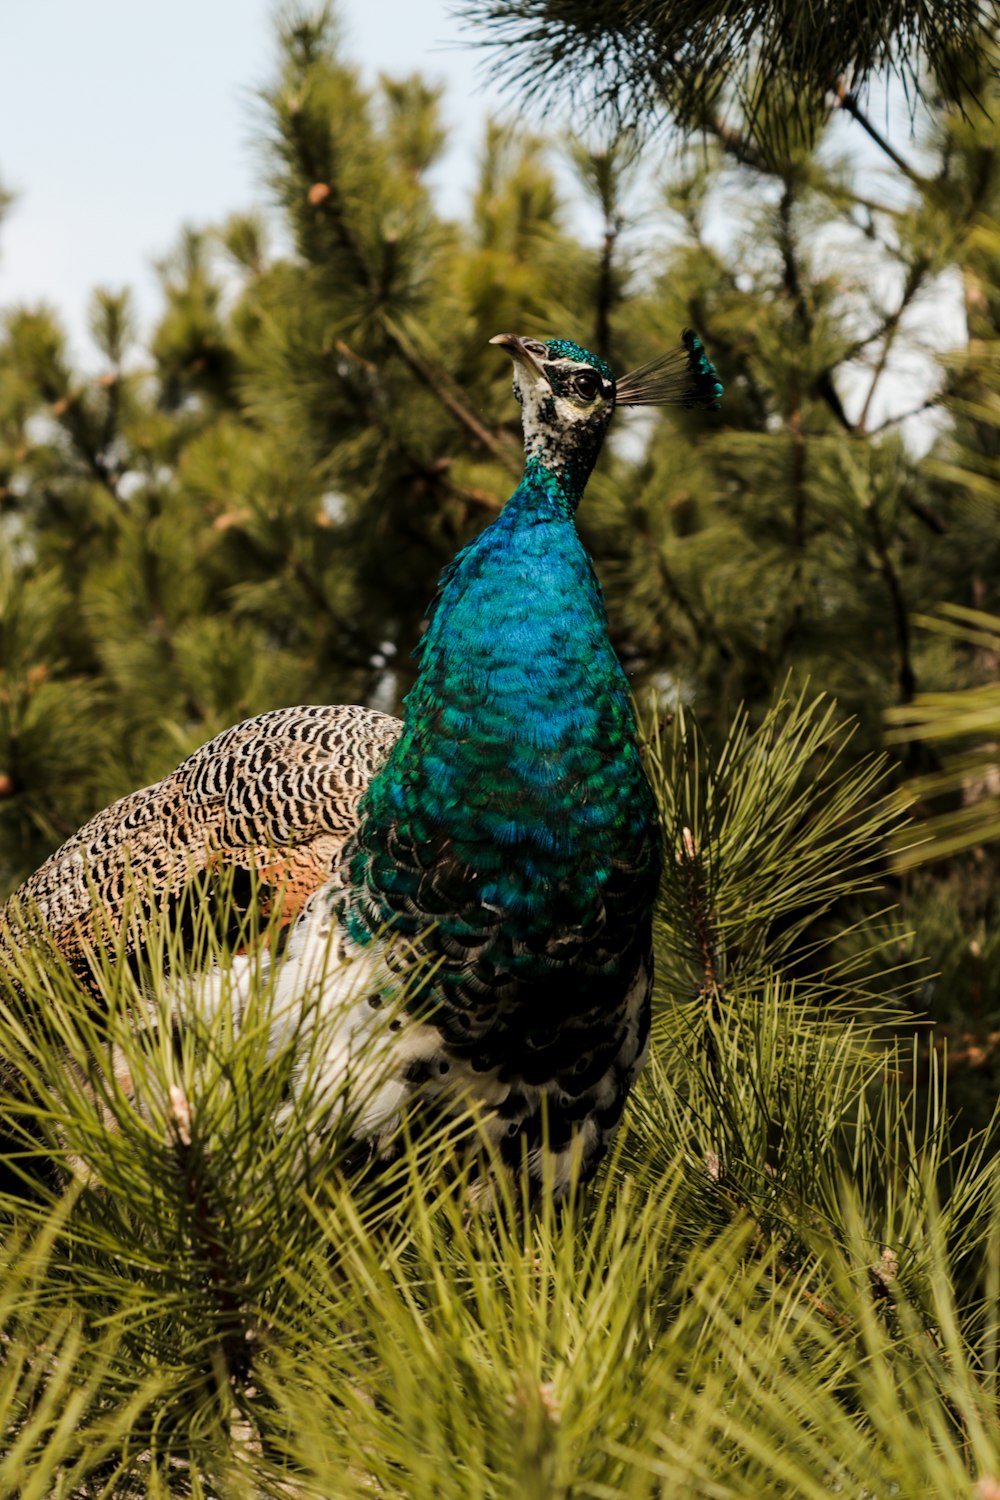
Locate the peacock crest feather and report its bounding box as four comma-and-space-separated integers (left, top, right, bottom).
616, 329, 724, 409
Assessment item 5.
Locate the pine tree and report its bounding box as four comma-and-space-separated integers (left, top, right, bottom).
0, 694, 996, 1495
459, 0, 993, 144
0, 12, 641, 896
583, 50, 1000, 1111
0, 8, 998, 1491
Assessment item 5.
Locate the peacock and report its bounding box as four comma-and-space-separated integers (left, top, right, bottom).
0, 330, 722, 1194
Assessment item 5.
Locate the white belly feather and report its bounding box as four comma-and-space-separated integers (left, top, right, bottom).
148, 884, 651, 1197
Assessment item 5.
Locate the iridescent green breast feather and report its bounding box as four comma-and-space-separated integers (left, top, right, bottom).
325, 327, 720, 1175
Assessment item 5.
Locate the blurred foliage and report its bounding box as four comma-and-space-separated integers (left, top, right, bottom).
459, 0, 995, 151
885, 214, 1000, 856
890, 606, 1000, 863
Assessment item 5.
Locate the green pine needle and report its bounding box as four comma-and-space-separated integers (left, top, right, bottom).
0, 692, 996, 1493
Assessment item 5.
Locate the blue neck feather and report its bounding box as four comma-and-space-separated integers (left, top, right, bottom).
338, 453, 661, 1004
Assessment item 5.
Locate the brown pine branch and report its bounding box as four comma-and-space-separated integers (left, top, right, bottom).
169, 1089, 251, 1385
856, 257, 931, 433
594, 211, 623, 359
381, 314, 521, 473
704, 114, 769, 172
865, 488, 916, 704
867, 399, 942, 440
837, 92, 930, 189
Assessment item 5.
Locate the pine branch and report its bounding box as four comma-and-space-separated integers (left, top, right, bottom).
635, 520, 732, 664
169, 1089, 250, 1385
779, 411, 809, 656
868, 399, 944, 441
704, 113, 770, 172
381, 313, 521, 473
233, 524, 377, 670
593, 211, 622, 359
53, 392, 123, 504
459, 0, 991, 143
856, 256, 932, 433
335, 342, 506, 514
837, 91, 930, 189
776, 183, 855, 436
286, 105, 519, 471
864, 488, 917, 705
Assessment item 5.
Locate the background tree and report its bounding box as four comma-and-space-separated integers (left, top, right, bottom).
0, 6, 999, 1491
0, 20, 563, 885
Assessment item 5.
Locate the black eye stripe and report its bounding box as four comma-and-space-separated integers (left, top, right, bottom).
538, 361, 609, 402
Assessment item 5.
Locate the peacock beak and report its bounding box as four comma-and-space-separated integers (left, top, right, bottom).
489, 333, 547, 382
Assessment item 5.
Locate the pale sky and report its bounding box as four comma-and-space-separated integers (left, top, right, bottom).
0, 0, 510, 360
0, 2, 965, 440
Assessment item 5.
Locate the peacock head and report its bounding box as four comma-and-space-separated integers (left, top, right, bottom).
491, 330, 723, 493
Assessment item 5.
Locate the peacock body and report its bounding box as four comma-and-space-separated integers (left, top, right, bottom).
0, 330, 721, 1194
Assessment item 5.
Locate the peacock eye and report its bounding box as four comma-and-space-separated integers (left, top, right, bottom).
573, 370, 600, 401
523, 340, 548, 358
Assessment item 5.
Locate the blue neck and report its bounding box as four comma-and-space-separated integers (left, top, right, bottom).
338, 457, 661, 985
521, 418, 605, 502
394, 457, 629, 794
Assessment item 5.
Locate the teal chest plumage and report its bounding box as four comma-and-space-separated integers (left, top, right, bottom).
323, 321, 727, 1183
335, 456, 662, 1086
